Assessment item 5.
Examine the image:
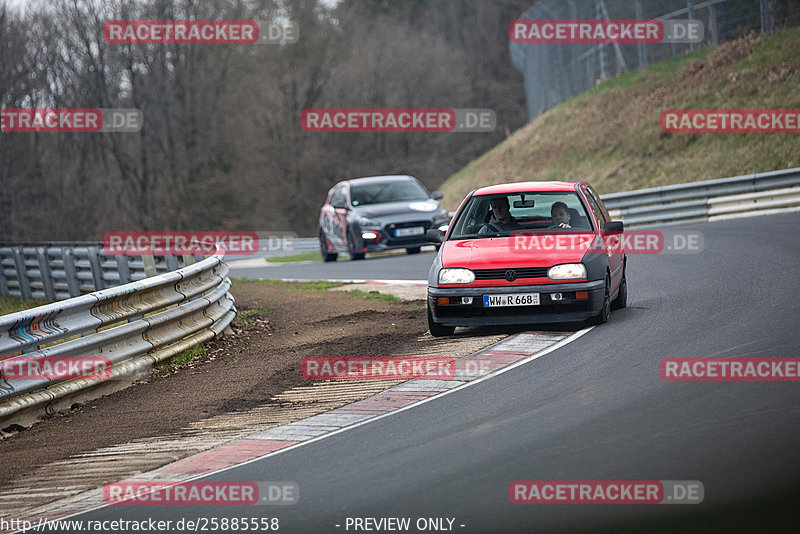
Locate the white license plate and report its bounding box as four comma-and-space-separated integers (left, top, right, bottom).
395, 226, 424, 237
483, 293, 540, 307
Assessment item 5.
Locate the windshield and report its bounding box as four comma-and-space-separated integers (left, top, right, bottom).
448, 191, 593, 239
350, 180, 430, 206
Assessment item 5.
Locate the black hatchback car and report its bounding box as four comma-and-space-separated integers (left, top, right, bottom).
319, 175, 450, 261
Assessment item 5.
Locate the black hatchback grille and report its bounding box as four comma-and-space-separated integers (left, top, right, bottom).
384, 221, 431, 241
386, 220, 431, 230
473, 267, 549, 280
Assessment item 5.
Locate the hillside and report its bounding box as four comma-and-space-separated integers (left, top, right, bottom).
440, 28, 800, 207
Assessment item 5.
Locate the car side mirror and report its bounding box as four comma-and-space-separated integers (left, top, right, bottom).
426, 228, 444, 243
603, 221, 624, 232
432, 191, 444, 200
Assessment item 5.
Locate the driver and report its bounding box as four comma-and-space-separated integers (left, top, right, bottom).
549, 201, 572, 229
479, 197, 520, 234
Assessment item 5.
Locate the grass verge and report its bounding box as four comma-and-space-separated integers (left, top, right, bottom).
152, 344, 208, 378
349, 289, 404, 303
266, 251, 322, 263
0, 295, 48, 315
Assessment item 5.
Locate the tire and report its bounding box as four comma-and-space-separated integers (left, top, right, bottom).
611, 267, 627, 310
428, 301, 455, 337
319, 231, 337, 262
347, 229, 365, 260
406, 247, 421, 255
591, 275, 611, 325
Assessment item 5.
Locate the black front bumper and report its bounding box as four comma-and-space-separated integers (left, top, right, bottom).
363, 237, 431, 252
361, 220, 443, 252
428, 280, 605, 326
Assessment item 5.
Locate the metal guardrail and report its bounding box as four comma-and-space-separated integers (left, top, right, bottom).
602, 167, 800, 227
0, 243, 204, 302
233, 168, 800, 256
276, 238, 319, 255
0, 249, 235, 421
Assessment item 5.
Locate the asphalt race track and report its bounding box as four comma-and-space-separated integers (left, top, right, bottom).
63, 213, 800, 533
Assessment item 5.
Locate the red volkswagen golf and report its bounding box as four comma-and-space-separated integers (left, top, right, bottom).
425, 181, 627, 336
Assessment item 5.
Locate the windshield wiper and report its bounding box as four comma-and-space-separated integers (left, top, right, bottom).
453, 233, 505, 239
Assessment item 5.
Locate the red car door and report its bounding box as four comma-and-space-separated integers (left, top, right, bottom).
582, 184, 624, 292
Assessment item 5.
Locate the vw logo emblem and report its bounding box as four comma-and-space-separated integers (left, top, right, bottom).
505, 269, 517, 282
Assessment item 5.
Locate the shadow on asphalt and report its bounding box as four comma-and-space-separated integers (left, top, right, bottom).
446, 304, 643, 339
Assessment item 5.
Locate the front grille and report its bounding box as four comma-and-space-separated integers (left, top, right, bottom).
473, 267, 549, 280
386, 220, 431, 230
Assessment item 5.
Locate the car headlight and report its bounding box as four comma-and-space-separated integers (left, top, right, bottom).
357, 216, 381, 227
547, 263, 587, 280
438, 268, 475, 285
438, 224, 449, 232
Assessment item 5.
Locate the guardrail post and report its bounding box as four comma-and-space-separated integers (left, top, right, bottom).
36, 247, 57, 302
182, 254, 196, 266
142, 254, 157, 277
11, 247, 32, 301
115, 255, 131, 285
0, 252, 8, 296
62, 248, 81, 297
165, 255, 179, 272
86, 246, 105, 291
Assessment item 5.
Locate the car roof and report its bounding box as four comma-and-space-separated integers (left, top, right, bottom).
343, 175, 416, 185
473, 181, 582, 196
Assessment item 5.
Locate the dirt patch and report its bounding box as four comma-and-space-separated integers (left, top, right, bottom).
0, 281, 428, 487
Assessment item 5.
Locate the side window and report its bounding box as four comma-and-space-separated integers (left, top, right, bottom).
587, 186, 612, 222
330, 187, 346, 207
584, 188, 607, 229
450, 196, 488, 237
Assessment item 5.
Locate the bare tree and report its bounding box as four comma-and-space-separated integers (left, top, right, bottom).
1, 0, 528, 239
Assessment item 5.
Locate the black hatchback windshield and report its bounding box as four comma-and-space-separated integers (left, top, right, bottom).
350, 180, 430, 206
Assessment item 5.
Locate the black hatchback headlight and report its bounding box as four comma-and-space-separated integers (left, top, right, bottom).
357, 216, 382, 227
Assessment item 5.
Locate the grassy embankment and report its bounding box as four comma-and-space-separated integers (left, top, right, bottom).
440, 29, 800, 207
